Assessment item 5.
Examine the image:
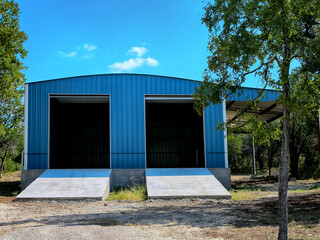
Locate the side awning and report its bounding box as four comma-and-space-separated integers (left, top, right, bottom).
226, 101, 283, 123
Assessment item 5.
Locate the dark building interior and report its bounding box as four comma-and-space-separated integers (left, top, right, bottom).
50, 97, 110, 169
146, 102, 205, 168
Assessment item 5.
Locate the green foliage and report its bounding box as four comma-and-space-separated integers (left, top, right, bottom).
0, 0, 27, 98
228, 134, 252, 174
0, 0, 27, 174
4, 157, 20, 172
228, 131, 281, 175
106, 184, 147, 201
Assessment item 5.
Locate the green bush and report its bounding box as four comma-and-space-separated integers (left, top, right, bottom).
4, 158, 21, 173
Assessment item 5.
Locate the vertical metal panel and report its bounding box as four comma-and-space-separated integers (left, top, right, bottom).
204, 103, 225, 168
26, 74, 280, 170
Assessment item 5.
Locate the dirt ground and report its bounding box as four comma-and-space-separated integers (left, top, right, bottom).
0, 173, 319, 240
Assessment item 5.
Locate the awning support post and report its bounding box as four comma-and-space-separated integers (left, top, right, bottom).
251, 135, 256, 176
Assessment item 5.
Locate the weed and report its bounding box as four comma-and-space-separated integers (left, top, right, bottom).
106, 184, 147, 201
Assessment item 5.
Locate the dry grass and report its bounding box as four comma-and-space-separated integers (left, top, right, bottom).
230, 189, 271, 200
106, 184, 147, 201
0, 171, 20, 180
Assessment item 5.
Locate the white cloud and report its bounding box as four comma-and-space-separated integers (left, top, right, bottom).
109, 46, 159, 72
146, 57, 159, 66
57, 51, 77, 58
83, 43, 97, 51
109, 57, 159, 72
128, 46, 148, 57
109, 58, 144, 71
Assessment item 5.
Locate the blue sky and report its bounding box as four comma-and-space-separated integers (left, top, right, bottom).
17, 0, 264, 87
17, 0, 209, 83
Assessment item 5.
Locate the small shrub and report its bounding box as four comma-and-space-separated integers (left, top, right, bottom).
5, 158, 21, 172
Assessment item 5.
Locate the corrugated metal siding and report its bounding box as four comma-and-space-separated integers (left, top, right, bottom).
228, 87, 280, 101
26, 74, 279, 170
204, 103, 225, 168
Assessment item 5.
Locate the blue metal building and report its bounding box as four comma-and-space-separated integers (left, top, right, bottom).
23, 74, 280, 186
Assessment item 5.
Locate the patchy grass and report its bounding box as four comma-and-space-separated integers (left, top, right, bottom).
288, 189, 305, 193
106, 184, 147, 201
1, 171, 21, 179
288, 184, 320, 193
230, 183, 272, 200
230, 189, 271, 200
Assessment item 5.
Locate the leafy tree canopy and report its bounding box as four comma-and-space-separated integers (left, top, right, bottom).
0, 0, 27, 174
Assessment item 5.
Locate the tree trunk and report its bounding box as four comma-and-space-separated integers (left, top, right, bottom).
289, 127, 299, 179
278, 8, 290, 238
278, 73, 290, 240
0, 147, 9, 178
268, 145, 272, 177
278, 100, 290, 240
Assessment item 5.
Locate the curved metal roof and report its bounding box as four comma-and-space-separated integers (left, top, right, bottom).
26, 73, 200, 84
26, 73, 279, 93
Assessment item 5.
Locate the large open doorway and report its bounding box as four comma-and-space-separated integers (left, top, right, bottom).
49, 95, 110, 169
146, 97, 205, 168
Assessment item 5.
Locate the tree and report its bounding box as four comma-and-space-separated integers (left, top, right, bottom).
289, 70, 320, 179
0, 0, 27, 176
194, 1, 320, 239
227, 133, 252, 174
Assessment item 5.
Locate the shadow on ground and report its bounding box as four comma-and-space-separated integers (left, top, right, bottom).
1, 191, 319, 230
0, 181, 20, 197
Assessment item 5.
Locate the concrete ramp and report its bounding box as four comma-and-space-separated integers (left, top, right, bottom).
146, 168, 231, 199
16, 169, 111, 201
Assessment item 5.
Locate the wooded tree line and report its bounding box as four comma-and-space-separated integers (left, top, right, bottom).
228, 116, 320, 180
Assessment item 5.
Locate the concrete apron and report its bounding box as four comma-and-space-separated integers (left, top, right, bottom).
15, 169, 112, 201
146, 168, 231, 199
